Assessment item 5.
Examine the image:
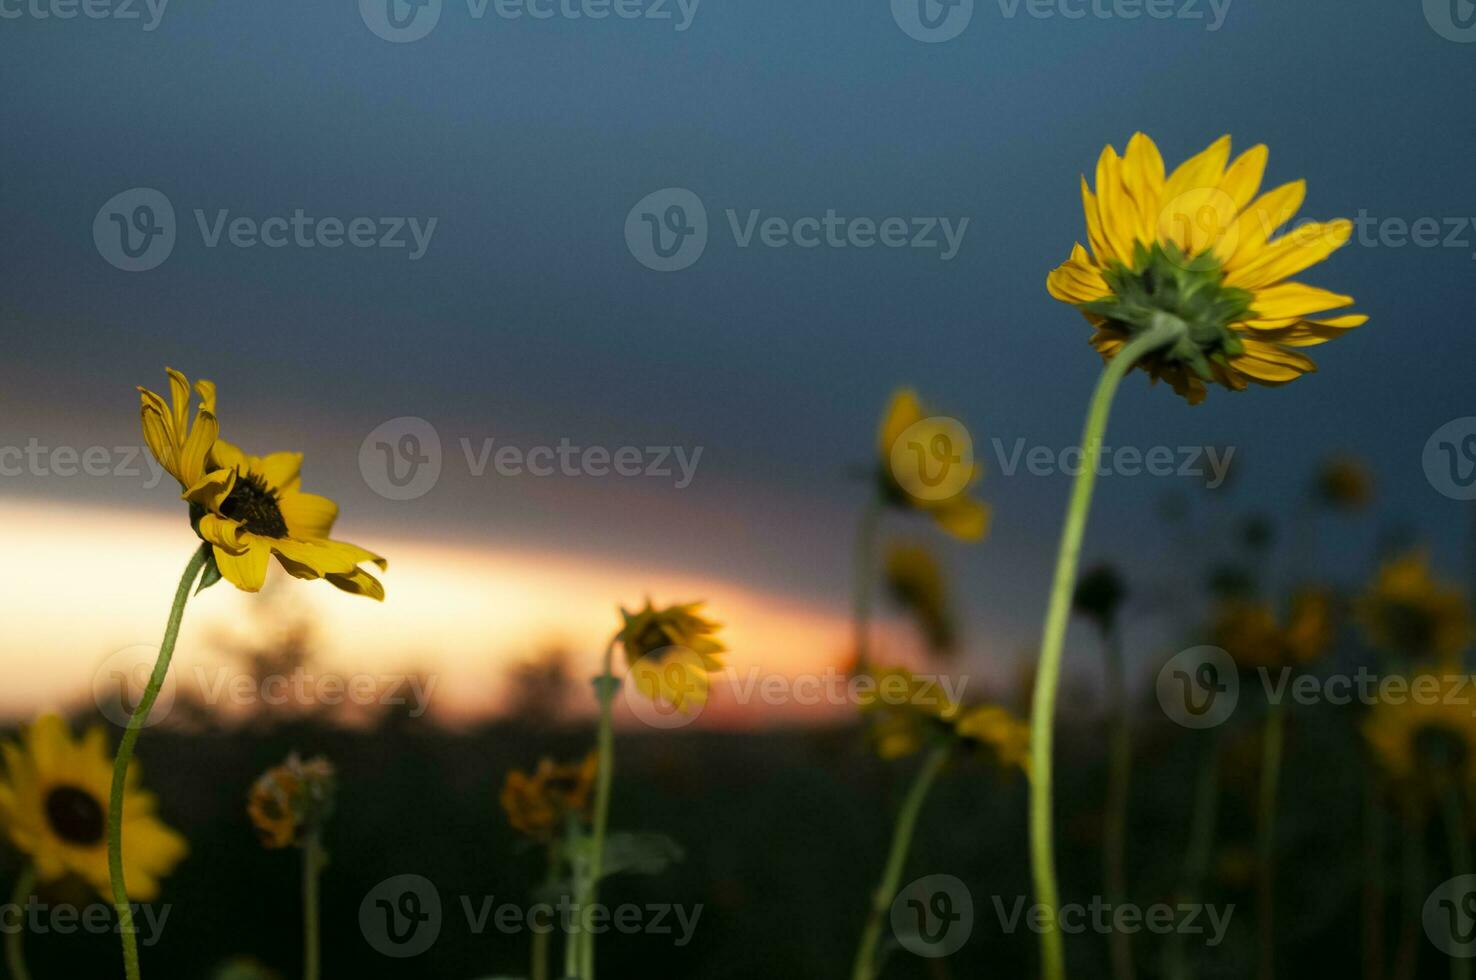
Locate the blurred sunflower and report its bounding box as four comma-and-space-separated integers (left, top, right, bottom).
1356, 551, 1471, 663
1364, 685, 1476, 797
1314, 455, 1374, 511
860, 666, 1026, 768
876, 389, 990, 542
884, 543, 957, 655
619, 601, 726, 713
1213, 586, 1336, 669
956, 704, 1031, 771
1047, 133, 1366, 403
247, 754, 336, 850
0, 714, 186, 901
500, 753, 598, 840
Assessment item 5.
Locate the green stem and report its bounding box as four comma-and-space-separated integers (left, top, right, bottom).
1394, 807, 1424, 980
1364, 770, 1386, 980
1256, 699, 1286, 980
852, 495, 883, 674
1101, 626, 1134, 980
580, 635, 620, 980
1028, 318, 1185, 980
532, 839, 562, 980
5, 866, 35, 980
303, 832, 324, 980
850, 741, 952, 980
109, 541, 210, 980
1445, 788, 1471, 980
1164, 731, 1220, 980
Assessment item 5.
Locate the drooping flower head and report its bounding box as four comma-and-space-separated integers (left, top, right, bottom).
247, 753, 336, 849
1073, 563, 1127, 636
884, 543, 957, 655
1047, 134, 1366, 403
1364, 683, 1476, 801
1314, 455, 1374, 511
0, 714, 187, 900
618, 601, 726, 713
859, 666, 1028, 770
1213, 585, 1336, 669
877, 389, 990, 542
1356, 551, 1471, 663
500, 753, 598, 841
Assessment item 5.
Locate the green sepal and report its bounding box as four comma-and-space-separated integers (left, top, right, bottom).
196, 547, 222, 594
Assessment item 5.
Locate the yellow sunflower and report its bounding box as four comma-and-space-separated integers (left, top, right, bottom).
500, 753, 598, 840
878, 389, 990, 542
1364, 684, 1476, 797
956, 704, 1031, 772
1356, 550, 1471, 663
1047, 134, 1366, 404
0, 714, 187, 901
182, 439, 387, 599
1213, 586, 1336, 669
618, 601, 726, 713
247, 754, 336, 850
860, 666, 1026, 767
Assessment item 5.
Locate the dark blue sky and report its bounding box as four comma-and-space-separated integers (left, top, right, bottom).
2, 0, 1472, 668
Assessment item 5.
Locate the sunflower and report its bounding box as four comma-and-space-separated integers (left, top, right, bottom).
1213, 586, 1336, 669
1047, 134, 1366, 403
877, 389, 990, 542
138, 367, 219, 491
1314, 455, 1374, 511
182, 439, 387, 598
500, 753, 598, 840
1364, 683, 1476, 798
860, 666, 1027, 767
1356, 550, 1471, 663
618, 601, 726, 713
884, 543, 957, 655
247, 754, 336, 850
956, 704, 1031, 771
0, 714, 186, 901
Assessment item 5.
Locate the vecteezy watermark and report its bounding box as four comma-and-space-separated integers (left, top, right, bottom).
1425, 0, 1476, 42
1427, 875, 1476, 957
990, 895, 1234, 945
359, 0, 698, 43
357, 416, 703, 500
0, 440, 167, 487
891, 875, 973, 958
622, 660, 969, 729
93, 646, 438, 727
1424, 418, 1476, 501
624, 188, 969, 272
0, 900, 171, 947
890, 0, 1230, 41
359, 874, 702, 958
1156, 647, 1239, 729
93, 188, 437, 272
0, 0, 168, 29
991, 438, 1235, 487
889, 415, 975, 504
1351, 211, 1476, 259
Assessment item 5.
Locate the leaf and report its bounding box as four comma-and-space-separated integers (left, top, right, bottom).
195, 549, 223, 594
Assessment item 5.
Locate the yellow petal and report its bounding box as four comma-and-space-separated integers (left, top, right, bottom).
879, 390, 923, 458
1162, 135, 1232, 207
214, 540, 270, 592
1225, 219, 1353, 292
929, 496, 990, 542
1243, 281, 1356, 323
278, 491, 339, 541
1222, 180, 1306, 268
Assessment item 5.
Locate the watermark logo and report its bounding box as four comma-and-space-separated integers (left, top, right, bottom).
1425, 0, 1476, 42
623, 648, 712, 729
360, 0, 443, 42
0, 0, 169, 30
626, 188, 708, 272
94, 188, 176, 272
891, 0, 974, 42
889, 416, 974, 502
1426, 875, 1476, 956
891, 874, 973, 958
93, 645, 178, 729
360, 417, 443, 501
1157, 646, 1238, 729
361, 874, 442, 957
1424, 418, 1476, 501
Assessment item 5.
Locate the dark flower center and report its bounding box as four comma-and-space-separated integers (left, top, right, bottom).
45, 785, 106, 846
220, 472, 289, 538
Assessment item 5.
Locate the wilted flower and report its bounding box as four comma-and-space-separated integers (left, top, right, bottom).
1073, 564, 1126, 635
1047, 134, 1366, 403
500, 753, 598, 841
619, 601, 726, 713
247, 754, 336, 849
876, 389, 990, 542
1356, 551, 1471, 663
885, 543, 957, 654
0, 714, 187, 900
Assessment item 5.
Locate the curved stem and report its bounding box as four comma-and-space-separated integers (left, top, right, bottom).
1364, 770, 1386, 980
5, 865, 36, 980
109, 541, 210, 980
1444, 788, 1471, 980
1028, 318, 1184, 980
532, 839, 562, 980
850, 741, 952, 980
580, 634, 620, 980
1101, 625, 1134, 980
303, 832, 324, 980
852, 495, 883, 674
1164, 731, 1220, 980
1256, 700, 1286, 980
